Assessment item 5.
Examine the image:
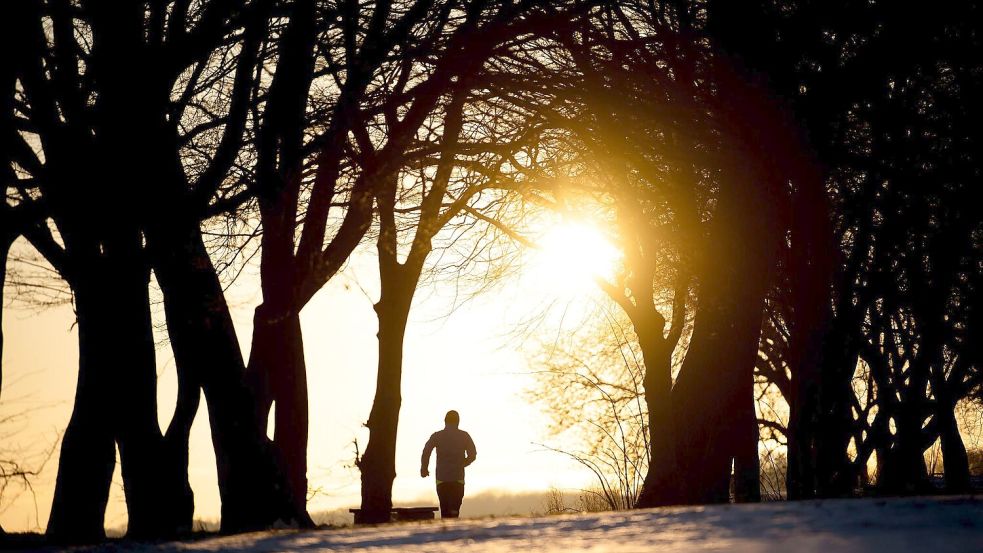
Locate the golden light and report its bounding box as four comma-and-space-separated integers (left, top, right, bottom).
528, 220, 622, 295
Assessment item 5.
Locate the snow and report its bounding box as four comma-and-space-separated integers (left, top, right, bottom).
70, 496, 983, 552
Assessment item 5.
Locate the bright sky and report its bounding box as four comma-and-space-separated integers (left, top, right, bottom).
0, 220, 623, 533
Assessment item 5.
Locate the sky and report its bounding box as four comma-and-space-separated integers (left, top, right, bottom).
0, 221, 621, 533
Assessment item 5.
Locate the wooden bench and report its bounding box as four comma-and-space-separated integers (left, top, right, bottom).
349, 507, 439, 524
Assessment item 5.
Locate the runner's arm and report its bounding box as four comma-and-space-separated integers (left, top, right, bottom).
464, 433, 477, 467
421, 433, 437, 477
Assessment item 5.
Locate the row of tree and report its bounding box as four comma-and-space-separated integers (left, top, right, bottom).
529, 0, 983, 506
712, 0, 983, 499
2, 0, 981, 543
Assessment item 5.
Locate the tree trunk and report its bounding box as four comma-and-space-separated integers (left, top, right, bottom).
45, 258, 123, 542
937, 400, 971, 493
784, 164, 835, 501
635, 335, 677, 507
669, 273, 769, 506
670, 284, 767, 505
46, 344, 115, 544
879, 402, 930, 495
161, 358, 199, 534
77, 5, 191, 538
148, 221, 301, 532
247, 306, 310, 519
242, 193, 314, 527
243, 0, 317, 521
815, 322, 860, 497
160, 275, 201, 536
786, 373, 818, 499
45, 237, 187, 541
1, 16, 30, 529
667, 158, 776, 505
102, 235, 186, 539
786, 305, 832, 500
358, 278, 413, 523
733, 385, 762, 502
867, 403, 894, 488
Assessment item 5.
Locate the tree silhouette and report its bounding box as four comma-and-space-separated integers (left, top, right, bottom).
5, 0, 302, 539
233, 0, 569, 524
527, 305, 658, 511
357, 49, 554, 521
701, 0, 983, 498
3, 0, 983, 542
480, 2, 822, 505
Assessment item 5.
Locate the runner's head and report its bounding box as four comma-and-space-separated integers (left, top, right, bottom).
445, 410, 460, 428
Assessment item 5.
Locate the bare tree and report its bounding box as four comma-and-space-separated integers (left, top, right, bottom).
237, 1, 549, 521
5, 0, 303, 539
527, 305, 653, 510
357, 52, 552, 520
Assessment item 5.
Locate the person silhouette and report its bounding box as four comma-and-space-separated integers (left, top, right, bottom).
420, 410, 476, 518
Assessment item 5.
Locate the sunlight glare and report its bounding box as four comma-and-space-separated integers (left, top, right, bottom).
529, 221, 622, 295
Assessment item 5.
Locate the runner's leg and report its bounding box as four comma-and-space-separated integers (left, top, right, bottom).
436, 483, 450, 518
447, 482, 464, 517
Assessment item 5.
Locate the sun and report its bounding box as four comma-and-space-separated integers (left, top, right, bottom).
528, 220, 622, 294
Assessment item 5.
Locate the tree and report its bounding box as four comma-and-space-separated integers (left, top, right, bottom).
445, 1, 813, 506
702, 0, 983, 498
357, 42, 551, 520
502, 2, 816, 505
236, 2, 561, 520
5, 0, 303, 539
235, 0, 556, 524
527, 304, 658, 511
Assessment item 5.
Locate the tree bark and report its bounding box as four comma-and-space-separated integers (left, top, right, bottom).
358, 275, 414, 523
733, 386, 762, 502
48, 230, 187, 541
784, 159, 835, 501
936, 400, 971, 493
102, 235, 186, 539
243, 0, 317, 523
666, 138, 777, 505
669, 261, 770, 505
45, 255, 125, 542
0, 0, 18, 405
786, 317, 833, 499
670, 291, 768, 504
878, 401, 930, 495
242, 189, 314, 527
878, 326, 932, 495
154, 226, 201, 533
46, 330, 116, 543
247, 305, 309, 519
75, 4, 191, 537
815, 314, 861, 497
634, 329, 677, 507
786, 363, 818, 499
148, 221, 301, 532
161, 355, 199, 534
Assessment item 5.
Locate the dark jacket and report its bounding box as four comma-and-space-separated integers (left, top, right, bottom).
421, 427, 476, 482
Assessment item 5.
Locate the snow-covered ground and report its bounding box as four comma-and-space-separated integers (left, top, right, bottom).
64, 496, 983, 552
